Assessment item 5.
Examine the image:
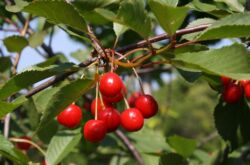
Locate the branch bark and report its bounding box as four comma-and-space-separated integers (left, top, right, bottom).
115, 130, 144, 165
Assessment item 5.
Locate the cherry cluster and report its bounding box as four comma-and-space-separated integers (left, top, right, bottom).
57, 72, 158, 143
221, 76, 250, 103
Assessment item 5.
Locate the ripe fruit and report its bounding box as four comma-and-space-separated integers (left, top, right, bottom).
83, 102, 91, 111
99, 72, 123, 97
245, 84, 250, 99
223, 83, 242, 103
128, 92, 142, 107
16, 136, 31, 150
57, 104, 82, 128
42, 160, 46, 165
135, 95, 158, 118
221, 76, 231, 86
98, 107, 120, 132
103, 85, 127, 103
240, 80, 250, 87
83, 120, 107, 143
90, 98, 112, 115
120, 108, 144, 132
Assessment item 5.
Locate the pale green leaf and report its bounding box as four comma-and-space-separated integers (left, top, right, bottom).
5, 0, 28, 13
215, 0, 244, 12
23, 0, 87, 32
46, 129, 82, 165
113, 23, 128, 38
28, 31, 47, 48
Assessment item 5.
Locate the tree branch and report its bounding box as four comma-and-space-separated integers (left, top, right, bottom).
115, 130, 144, 165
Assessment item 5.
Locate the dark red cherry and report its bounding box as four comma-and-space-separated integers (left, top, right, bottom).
42, 160, 46, 165
103, 85, 127, 103
135, 95, 158, 118
16, 136, 31, 150
90, 98, 112, 115
83, 120, 107, 143
120, 108, 144, 132
98, 107, 120, 132
99, 72, 123, 97
223, 83, 242, 103
245, 84, 250, 100
240, 80, 250, 87
57, 104, 82, 128
128, 92, 142, 107
221, 76, 231, 86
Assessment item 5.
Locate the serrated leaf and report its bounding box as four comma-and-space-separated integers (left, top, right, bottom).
23, 0, 87, 32
197, 12, 250, 41
113, 23, 128, 38
149, 0, 188, 35
5, 0, 28, 13
214, 100, 240, 150
96, 0, 151, 38
0, 57, 12, 72
35, 56, 61, 68
173, 44, 250, 80
167, 135, 197, 158
0, 96, 27, 118
3, 35, 28, 53
0, 63, 78, 100
0, 134, 29, 165
215, 0, 244, 12
159, 153, 188, 165
37, 78, 94, 131
28, 31, 47, 48
46, 129, 82, 165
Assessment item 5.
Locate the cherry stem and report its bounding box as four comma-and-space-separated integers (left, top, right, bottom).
99, 92, 106, 109
9, 138, 46, 156
132, 67, 145, 95
95, 82, 99, 120
123, 96, 130, 109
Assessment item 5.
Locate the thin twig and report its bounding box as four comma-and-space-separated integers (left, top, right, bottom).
115, 130, 144, 165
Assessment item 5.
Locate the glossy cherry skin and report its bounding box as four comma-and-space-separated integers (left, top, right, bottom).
245, 84, 250, 100
103, 85, 127, 103
57, 104, 82, 128
98, 107, 121, 132
99, 72, 123, 97
83, 120, 107, 143
128, 92, 142, 107
90, 98, 112, 115
240, 80, 250, 87
221, 76, 231, 86
120, 108, 144, 132
223, 83, 242, 103
135, 95, 158, 118
16, 136, 31, 150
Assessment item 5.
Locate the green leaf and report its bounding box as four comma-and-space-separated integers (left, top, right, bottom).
35, 56, 61, 68
113, 23, 128, 39
3, 35, 28, 53
167, 135, 197, 158
0, 96, 27, 118
157, 0, 179, 7
215, 0, 244, 12
128, 127, 170, 153
46, 129, 82, 165
214, 100, 240, 150
159, 153, 188, 165
5, 0, 28, 13
37, 119, 58, 144
28, 31, 47, 48
149, 0, 188, 35
0, 57, 12, 72
173, 44, 250, 80
23, 0, 87, 32
238, 101, 250, 143
37, 78, 94, 131
0, 63, 78, 100
197, 12, 250, 41
70, 49, 90, 62
0, 134, 29, 165
96, 0, 151, 38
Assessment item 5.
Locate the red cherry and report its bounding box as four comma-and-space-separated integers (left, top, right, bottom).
57, 104, 82, 128
83, 120, 107, 143
98, 107, 120, 132
223, 83, 242, 103
90, 98, 112, 115
128, 92, 142, 107
240, 80, 250, 87
16, 136, 31, 150
221, 76, 231, 86
43, 160, 46, 165
99, 72, 123, 97
135, 95, 158, 118
120, 108, 144, 132
83, 102, 91, 111
103, 85, 127, 103
245, 84, 250, 100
